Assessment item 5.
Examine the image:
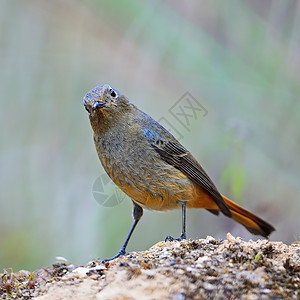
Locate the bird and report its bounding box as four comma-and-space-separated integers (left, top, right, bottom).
83, 84, 275, 262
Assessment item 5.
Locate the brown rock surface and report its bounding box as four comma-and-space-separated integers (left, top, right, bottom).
1, 234, 299, 299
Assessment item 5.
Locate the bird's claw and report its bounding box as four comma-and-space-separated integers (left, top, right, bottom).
165, 233, 186, 242
101, 250, 128, 263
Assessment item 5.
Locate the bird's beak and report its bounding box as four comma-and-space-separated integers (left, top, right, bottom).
93, 101, 106, 110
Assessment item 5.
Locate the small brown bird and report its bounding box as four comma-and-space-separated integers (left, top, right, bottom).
83, 84, 275, 261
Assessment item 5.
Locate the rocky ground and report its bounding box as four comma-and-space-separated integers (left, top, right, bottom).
1, 234, 299, 300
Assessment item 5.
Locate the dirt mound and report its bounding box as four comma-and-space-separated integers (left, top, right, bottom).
1, 234, 299, 299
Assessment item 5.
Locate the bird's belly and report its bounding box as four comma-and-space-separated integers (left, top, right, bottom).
97, 139, 199, 210
112, 165, 196, 211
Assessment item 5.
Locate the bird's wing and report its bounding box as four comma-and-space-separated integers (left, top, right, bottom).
142, 128, 232, 217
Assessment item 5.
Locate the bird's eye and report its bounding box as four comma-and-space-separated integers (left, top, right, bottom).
109, 88, 117, 98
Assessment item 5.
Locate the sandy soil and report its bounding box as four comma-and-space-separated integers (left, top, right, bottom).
1, 234, 299, 300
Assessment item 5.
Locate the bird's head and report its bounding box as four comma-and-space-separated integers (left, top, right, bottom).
83, 84, 131, 131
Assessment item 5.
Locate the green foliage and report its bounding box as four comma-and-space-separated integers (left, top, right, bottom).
220, 133, 247, 202
221, 156, 247, 203
254, 252, 263, 263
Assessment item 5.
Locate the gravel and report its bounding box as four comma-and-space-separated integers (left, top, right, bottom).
1, 234, 299, 300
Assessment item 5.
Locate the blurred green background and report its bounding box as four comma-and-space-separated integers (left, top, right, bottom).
1, 0, 299, 271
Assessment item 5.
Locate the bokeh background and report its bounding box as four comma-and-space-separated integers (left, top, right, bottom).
1, 0, 299, 271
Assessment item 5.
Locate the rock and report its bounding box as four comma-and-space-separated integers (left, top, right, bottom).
1, 238, 299, 299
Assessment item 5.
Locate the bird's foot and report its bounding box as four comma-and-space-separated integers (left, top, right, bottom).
165, 233, 186, 242
101, 249, 128, 263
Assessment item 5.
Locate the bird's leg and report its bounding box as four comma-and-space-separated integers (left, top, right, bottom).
165, 201, 187, 242
102, 201, 143, 263
180, 200, 187, 239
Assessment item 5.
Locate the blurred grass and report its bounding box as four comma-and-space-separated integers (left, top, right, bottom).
0, 0, 299, 271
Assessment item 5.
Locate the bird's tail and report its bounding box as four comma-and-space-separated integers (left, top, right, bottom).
221, 194, 275, 237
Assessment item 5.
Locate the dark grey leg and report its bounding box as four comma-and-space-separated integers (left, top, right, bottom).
165, 201, 187, 242
102, 201, 143, 263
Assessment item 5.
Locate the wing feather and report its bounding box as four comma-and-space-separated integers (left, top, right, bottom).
142, 128, 232, 217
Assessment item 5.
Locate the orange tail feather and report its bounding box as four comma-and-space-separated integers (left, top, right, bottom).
221, 195, 275, 237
